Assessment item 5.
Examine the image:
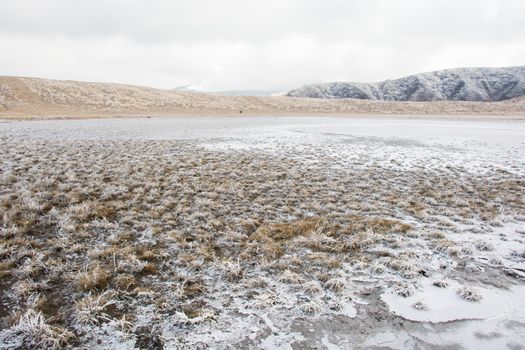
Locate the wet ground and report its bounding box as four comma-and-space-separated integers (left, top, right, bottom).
0, 116, 524, 349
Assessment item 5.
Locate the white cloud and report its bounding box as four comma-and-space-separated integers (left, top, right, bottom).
0, 0, 523, 90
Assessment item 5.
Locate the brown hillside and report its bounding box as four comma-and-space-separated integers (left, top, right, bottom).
1, 76, 524, 119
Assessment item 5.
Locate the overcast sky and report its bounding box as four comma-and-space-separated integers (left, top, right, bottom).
0, 0, 523, 91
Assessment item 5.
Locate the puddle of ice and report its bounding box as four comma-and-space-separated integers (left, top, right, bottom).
381, 279, 525, 323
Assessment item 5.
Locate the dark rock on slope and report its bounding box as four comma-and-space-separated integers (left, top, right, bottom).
287, 66, 525, 102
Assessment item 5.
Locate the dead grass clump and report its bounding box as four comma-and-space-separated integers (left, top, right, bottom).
251, 291, 279, 309
88, 201, 121, 222
432, 240, 460, 256
427, 231, 446, 239
75, 291, 116, 325
393, 284, 416, 298
139, 262, 159, 276
0, 260, 15, 278
411, 301, 429, 311
303, 281, 323, 296
254, 218, 325, 242
241, 240, 284, 261
77, 266, 112, 291
325, 278, 346, 293
110, 314, 134, 333
114, 273, 137, 290
474, 240, 494, 252
300, 300, 322, 316
12, 279, 50, 298
9, 309, 75, 349
182, 280, 207, 299
279, 270, 304, 285
432, 280, 449, 288
175, 307, 216, 327
323, 257, 343, 269
456, 286, 482, 302
238, 218, 261, 234
347, 217, 412, 235
303, 233, 342, 253
221, 261, 243, 282
136, 248, 159, 262
243, 277, 269, 289
386, 259, 417, 278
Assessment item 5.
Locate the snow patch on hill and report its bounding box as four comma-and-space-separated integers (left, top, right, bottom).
287, 66, 525, 102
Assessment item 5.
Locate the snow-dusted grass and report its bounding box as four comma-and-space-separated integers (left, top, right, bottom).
0, 127, 523, 348
432, 280, 449, 288
75, 291, 116, 326
456, 286, 483, 302
6, 310, 75, 349
393, 284, 416, 298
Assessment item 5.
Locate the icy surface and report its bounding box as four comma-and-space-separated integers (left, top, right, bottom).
1, 115, 524, 173
0, 115, 524, 349
381, 279, 524, 323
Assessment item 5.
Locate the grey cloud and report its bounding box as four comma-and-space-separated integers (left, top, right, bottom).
0, 0, 523, 90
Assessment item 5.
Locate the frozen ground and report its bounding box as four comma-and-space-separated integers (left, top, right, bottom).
0, 116, 524, 349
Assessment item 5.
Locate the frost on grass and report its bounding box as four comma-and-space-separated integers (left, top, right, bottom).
325, 277, 346, 293
393, 284, 416, 298
456, 286, 483, 302
474, 240, 494, 252
7, 309, 75, 349
300, 300, 322, 315
411, 301, 429, 311
251, 291, 280, 310
173, 308, 217, 327
432, 280, 449, 288
0, 137, 523, 348
75, 291, 116, 325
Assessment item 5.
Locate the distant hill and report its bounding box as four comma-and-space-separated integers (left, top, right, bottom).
172, 85, 203, 93
210, 90, 284, 97
1, 75, 524, 119
287, 66, 525, 102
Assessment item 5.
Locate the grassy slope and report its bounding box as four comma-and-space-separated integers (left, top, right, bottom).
1, 76, 524, 119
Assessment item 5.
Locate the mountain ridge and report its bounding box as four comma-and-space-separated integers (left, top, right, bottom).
1, 75, 524, 119
287, 66, 525, 102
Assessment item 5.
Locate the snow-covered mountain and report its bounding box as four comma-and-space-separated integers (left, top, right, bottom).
287, 66, 525, 102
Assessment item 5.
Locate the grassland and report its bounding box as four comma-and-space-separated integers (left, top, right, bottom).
0, 132, 524, 348
1, 76, 525, 120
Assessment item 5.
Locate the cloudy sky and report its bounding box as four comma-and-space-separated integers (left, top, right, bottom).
0, 0, 523, 91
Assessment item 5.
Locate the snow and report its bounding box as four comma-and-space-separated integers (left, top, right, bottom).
1, 115, 524, 173
0, 115, 524, 349
287, 66, 525, 102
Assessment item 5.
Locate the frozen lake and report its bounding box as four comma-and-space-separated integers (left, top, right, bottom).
1, 116, 525, 146
2, 116, 524, 174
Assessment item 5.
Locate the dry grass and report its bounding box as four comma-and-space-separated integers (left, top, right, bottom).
7, 309, 75, 349
456, 286, 483, 302
1, 76, 525, 119
77, 266, 112, 291
0, 137, 523, 348
75, 291, 116, 325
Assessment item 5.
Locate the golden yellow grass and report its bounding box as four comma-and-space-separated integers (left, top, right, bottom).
1, 76, 525, 119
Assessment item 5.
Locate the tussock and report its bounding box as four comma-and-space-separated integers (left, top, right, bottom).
8, 309, 75, 349
456, 286, 483, 302
0, 135, 522, 348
